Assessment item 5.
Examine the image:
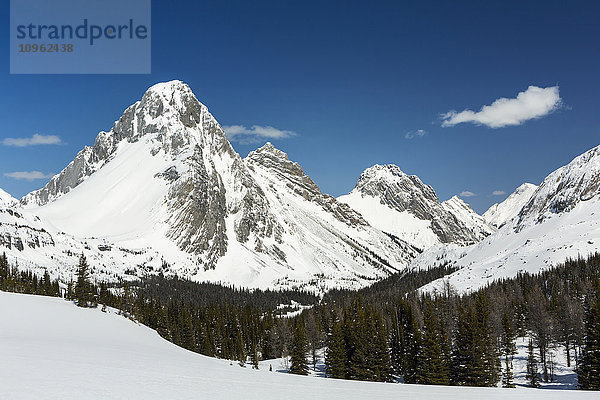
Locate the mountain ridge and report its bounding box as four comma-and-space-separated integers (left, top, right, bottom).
1, 81, 417, 291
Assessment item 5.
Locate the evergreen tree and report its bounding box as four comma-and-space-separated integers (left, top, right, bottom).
452, 304, 476, 385
250, 340, 259, 370
500, 311, 517, 388
346, 299, 369, 380
526, 339, 540, 388
452, 294, 500, 387
578, 278, 600, 390
74, 254, 95, 307
366, 310, 392, 382
325, 320, 347, 379
474, 293, 500, 386
289, 320, 309, 375
416, 300, 451, 385
390, 299, 420, 383
0, 252, 8, 288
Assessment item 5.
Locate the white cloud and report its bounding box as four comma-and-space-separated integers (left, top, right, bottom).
405, 129, 427, 139
223, 125, 296, 144
492, 190, 506, 196
459, 191, 477, 197
441, 86, 562, 128
2, 134, 63, 147
4, 171, 54, 181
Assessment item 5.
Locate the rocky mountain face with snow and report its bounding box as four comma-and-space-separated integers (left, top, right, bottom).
483, 183, 538, 228
338, 165, 494, 251
0, 188, 16, 208
2, 81, 420, 291
6, 80, 596, 294
414, 145, 600, 295
516, 146, 600, 229
442, 196, 495, 240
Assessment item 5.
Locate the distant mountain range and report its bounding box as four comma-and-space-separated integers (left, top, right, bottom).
1, 81, 598, 293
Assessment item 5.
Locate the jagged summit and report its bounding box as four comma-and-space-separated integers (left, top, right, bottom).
247, 142, 315, 185
145, 79, 192, 95
357, 164, 411, 186
441, 196, 494, 240
339, 164, 493, 250
248, 142, 295, 165
4, 81, 415, 291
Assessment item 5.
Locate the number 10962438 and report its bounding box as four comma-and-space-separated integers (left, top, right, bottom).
18, 43, 74, 53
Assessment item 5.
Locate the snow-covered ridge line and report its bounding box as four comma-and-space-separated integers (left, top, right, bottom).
415, 144, 600, 294
339, 164, 494, 252
483, 183, 538, 229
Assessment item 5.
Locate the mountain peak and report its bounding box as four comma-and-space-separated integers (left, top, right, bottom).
516, 182, 538, 194
251, 142, 290, 160
144, 80, 193, 98
21, 80, 226, 207
360, 164, 407, 181
445, 195, 467, 206
0, 188, 17, 208
483, 182, 538, 228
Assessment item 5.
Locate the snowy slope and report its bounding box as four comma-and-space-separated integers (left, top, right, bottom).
242, 144, 418, 290
414, 145, 600, 294
339, 165, 492, 251
483, 183, 538, 228
2, 291, 595, 400
0, 188, 16, 208
442, 196, 495, 240
2, 81, 411, 291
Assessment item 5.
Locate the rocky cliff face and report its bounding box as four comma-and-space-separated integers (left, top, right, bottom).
442, 196, 495, 240
6, 81, 416, 291
339, 164, 492, 250
516, 145, 600, 230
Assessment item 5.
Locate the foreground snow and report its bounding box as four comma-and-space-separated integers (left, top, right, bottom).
1, 292, 597, 399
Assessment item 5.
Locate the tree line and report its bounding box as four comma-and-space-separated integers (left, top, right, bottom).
0, 251, 599, 390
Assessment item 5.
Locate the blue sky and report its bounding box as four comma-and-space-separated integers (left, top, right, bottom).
1, 1, 599, 213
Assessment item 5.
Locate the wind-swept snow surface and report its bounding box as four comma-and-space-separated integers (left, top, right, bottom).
1, 291, 596, 400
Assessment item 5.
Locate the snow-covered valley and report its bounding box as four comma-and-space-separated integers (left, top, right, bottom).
1, 291, 596, 400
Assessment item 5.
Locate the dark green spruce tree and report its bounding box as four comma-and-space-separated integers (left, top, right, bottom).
526, 339, 540, 388
416, 300, 451, 385
289, 320, 309, 375
390, 299, 420, 383
578, 278, 600, 390
74, 254, 95, 308
325, 320, 347, 379
500, 311, 517, 388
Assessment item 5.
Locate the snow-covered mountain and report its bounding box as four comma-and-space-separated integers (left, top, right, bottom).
442, 196, 495, 240
3, 81, 416, 291
338, 165, 494, 251
414, 145, 600, 294
0, 188, 16, 208
483, 183, 538, 228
